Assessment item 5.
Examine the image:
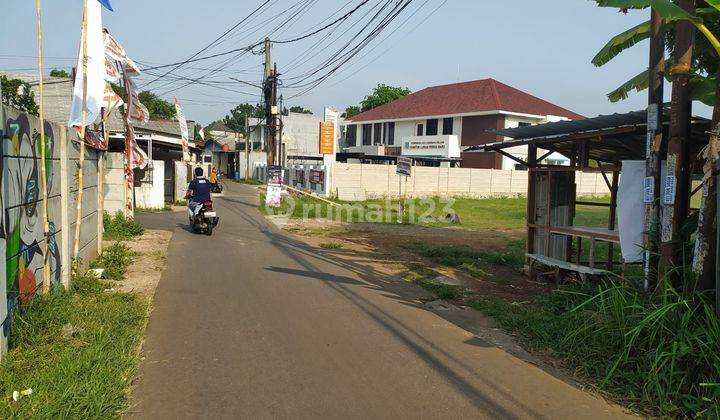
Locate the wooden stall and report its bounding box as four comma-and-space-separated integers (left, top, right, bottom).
468, 109, 711, 282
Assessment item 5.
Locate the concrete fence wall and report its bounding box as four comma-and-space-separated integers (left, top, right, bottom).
105, 153, 166, 212
331, 162, 611, 200
1, 105, 101, 360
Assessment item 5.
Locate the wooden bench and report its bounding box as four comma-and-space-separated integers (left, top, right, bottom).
527, 253, 608, 282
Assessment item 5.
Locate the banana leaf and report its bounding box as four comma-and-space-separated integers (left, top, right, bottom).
592, 20, 651, 67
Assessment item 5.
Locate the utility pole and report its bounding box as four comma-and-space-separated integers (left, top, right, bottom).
263, 37, 275, 167
660, 0, 695, 282
642, 9, 665, 290
245, 114, 250, 179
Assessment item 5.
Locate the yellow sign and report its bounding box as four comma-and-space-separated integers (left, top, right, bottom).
319, 122, 335, 155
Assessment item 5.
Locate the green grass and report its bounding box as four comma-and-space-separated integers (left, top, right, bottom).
103, 212, 144, 241
467, 282, 720, 417
408, 240, 526, 272
136, 205, 172, 213
0, 275, 148, 419
260, 193, 612, 231
235, 178, 262, 185
319, 242, 343, 249
89, 243, 136, 281
401, 263, 466, 300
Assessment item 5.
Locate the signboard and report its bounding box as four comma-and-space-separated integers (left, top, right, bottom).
401, 135, 460, 158
396, 156, 412, 177
319, 121, 335, 155
268, 165, 283, 186
663, 175, 676, 205
265, 185, 282, 208
643, 177, 654, 204
309, 169, 324, 184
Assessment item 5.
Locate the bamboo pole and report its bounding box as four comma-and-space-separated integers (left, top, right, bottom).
36, 0, 52, 293
72, 0, 88, 265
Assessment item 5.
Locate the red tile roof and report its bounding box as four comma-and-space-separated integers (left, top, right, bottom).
349, 79, 584, 122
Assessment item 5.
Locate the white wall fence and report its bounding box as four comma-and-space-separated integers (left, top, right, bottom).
331, 163, 611, 200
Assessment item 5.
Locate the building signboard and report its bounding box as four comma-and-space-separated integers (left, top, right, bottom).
319, 121, 335, 155
400, 135, 460, 158
396, 156, 412, 177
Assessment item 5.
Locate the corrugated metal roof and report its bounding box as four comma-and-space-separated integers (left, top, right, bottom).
494, 109, 647, 140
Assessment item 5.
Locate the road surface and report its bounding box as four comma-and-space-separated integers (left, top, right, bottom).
128, 182, 631, 419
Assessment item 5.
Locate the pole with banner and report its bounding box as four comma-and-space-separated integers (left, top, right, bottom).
396, 156, 412, 223
174, 98, 190, 161
322, 108, 339, 197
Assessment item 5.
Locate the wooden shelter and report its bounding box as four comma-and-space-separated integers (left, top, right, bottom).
467, 109, 711, 281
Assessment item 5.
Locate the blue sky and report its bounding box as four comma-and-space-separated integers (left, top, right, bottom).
1, 0, 712, 124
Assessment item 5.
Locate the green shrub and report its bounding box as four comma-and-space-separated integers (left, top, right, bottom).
90, 243, 135, 280
468, 281, 720, 417
103, 211, 144, 241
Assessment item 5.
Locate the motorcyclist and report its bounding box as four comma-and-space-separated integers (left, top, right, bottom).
185, 167, 212, 217
209, 167, 218, 189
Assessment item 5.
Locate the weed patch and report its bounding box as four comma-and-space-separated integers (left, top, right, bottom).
402, 263, 466, 300
90, 243, 136, 280
408, 240, 525, 272
235, 178, 262, 185
319, 242, 343, 249
103, 212, 144, 241
136, 205, 172, 213
467, 282, 720, 417
0, 275, 148, 418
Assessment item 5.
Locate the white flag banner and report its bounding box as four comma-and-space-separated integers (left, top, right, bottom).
174, 98, 190, 160
69, 0, 105, 127
103, 82, 123, 110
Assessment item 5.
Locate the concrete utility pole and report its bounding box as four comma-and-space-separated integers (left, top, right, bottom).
245, 114, 250, 179
642, 10, 665, 290
660, 0, 695, 282
263, 38, 276, 167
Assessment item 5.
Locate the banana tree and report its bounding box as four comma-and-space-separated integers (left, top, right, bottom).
592, 0, 719, 104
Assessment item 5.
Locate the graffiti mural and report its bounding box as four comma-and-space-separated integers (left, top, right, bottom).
3, 108, 60, 315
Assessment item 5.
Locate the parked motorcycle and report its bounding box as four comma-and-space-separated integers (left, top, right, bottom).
188, 200, 219, 235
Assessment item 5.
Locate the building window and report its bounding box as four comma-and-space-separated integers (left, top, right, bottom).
373, 123, 382, 145
514, 163, 528, 170
362, 123, 372, 145
442, 117, 453, 135
426, 119, 438, 136
387, 122, 395, 145
518, 122, 531, 127
346, 125, 357, 146
416, 123, 424, 136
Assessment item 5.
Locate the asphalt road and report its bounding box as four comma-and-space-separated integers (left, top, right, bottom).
128, 182, 631, 419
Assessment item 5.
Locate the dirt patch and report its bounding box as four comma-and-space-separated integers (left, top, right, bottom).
281, 218, 548, 302
103, 229, 172, 298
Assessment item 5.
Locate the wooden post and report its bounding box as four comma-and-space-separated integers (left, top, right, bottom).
526, 144, 537, 257
59, 128, 70, 289
607, 170, 619, 270
97, 152, 104, 255
693, 69, 720, 289
660, 0, 695, 282
36, 0, 52, 293
72, 0, 88, 265
643, 9, 665, 290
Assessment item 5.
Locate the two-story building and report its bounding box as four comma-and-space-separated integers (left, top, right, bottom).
344, 78, 583, 169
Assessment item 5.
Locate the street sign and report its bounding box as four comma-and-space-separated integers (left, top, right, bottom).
319, 121, 335, 155
396, 156, 412, 177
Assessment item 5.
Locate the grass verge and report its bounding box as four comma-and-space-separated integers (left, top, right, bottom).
136, 205, 172, 213
103, 212, 144, 241
0, 274, 148, 418
90, 243, 136, 281
235, 178, 263, 185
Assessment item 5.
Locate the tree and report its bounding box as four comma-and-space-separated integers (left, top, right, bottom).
137, 91, 175, 119
0, 75, 38, 115
288, 105, 313, 114
341, 105, 361, 119
360, 84, 411, 112
222, 103, 265, 135
49, 68, 71, 78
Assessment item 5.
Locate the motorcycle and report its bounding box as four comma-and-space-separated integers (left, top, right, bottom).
211, 182, 223, 194
188, 200, 219, 236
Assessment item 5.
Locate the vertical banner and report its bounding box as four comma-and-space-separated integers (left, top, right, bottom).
174, 98, 190, 161
319, 121, 335, 155
322, 107, 339, 197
